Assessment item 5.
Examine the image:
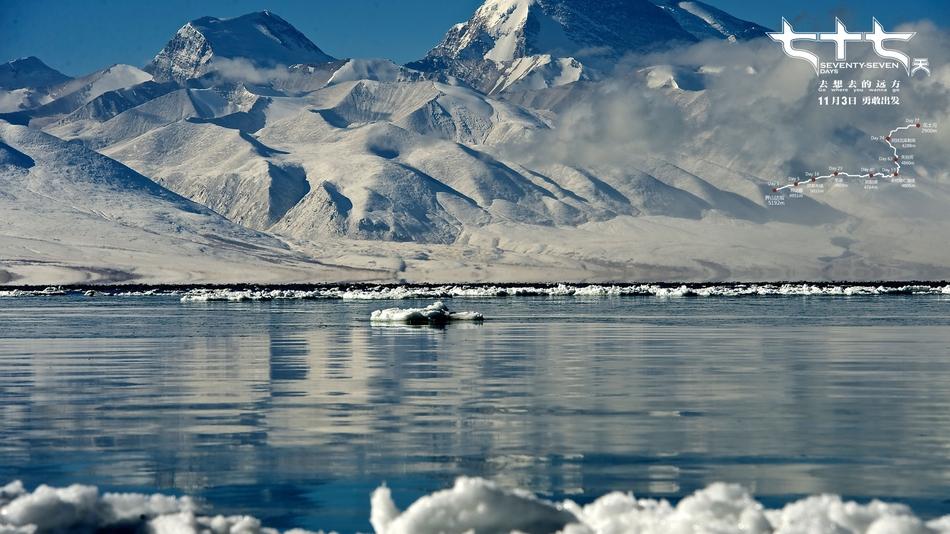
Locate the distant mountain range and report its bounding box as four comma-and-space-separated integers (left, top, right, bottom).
2, 1, 948, 284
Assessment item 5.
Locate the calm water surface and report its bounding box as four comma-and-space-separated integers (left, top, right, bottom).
1, 295, 949, 531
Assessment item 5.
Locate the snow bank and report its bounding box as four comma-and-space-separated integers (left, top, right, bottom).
370, 301, 484, 325
374, 477, 950, 534
4, 478, 950, 534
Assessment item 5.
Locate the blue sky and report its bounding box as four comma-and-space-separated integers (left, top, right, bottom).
0, 0, 946, 76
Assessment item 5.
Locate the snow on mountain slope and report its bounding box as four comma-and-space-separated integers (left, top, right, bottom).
326, 59, 424, 86
0, 57, 71, 90
46, 83, 266, 149
3, 64, 152, 127
424, 0, 695, 64
0, 57, 72, 112
651, 0, 770, 41
54, 80, 180, 126
145, 11, 336, 83
488, 54, 588, 93
410, 0, 695, 93
412, 0, 767, 94
0, 120, 382, 284
75, 69, 808, 253
91, 80, 572, 243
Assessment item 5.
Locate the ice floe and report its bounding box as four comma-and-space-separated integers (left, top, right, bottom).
370, 301, 484, 325
373, 477, 950, 534
3, 478, 950, 534
0, 479, 329, 534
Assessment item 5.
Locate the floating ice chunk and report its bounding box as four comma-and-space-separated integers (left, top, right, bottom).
370, 477, 577, 534
370, 301, 484, 325
374, 478, 950, 534
3, 479, 950, 534
0, 482, 196, 533
0, 481, 328, 534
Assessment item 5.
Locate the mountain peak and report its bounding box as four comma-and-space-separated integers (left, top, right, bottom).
423, 0, 697, 65
0, 56, 71, 90
145, 11, 336, 83
650, 0, 769, 41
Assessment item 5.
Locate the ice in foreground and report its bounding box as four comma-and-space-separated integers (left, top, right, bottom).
372, 477, 950, 534
3, 478, 950, 534
370, 301, 484, 325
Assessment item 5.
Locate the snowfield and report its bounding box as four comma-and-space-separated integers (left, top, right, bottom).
3, 478, 950, 534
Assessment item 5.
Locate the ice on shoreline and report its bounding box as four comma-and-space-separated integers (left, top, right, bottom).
3, 478, 950, 534
172, 283, 950, 301
2, 283, 950, 301
370, 301, 484, 325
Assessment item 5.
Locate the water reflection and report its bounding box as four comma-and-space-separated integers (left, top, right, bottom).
0, 296, 949, 531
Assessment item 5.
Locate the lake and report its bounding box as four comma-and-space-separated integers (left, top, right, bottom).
1, 291, 949, 532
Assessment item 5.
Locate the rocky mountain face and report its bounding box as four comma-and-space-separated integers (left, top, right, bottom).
409, 0, 766, 93
423, 0, 695, 63
145, 11, 337, 83
0, 57, 72, 113
0, 56, 71, 91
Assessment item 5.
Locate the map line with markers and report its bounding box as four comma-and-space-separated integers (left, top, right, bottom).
772, 121, 921, 193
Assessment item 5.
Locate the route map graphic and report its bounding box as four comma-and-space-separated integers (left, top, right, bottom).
765, 118, 937, 206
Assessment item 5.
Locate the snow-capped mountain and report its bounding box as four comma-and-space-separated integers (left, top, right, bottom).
145, 11, 337, 83
3, 3, 950, 283
650, 0, 770, 41
0, 57, 72, 113
422, 0, 696, 64
410, 0, 767, 94
0, 57, 71, 91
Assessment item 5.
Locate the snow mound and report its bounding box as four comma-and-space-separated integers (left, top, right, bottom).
375, 477, 950, 534
370, 301, 484, 325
